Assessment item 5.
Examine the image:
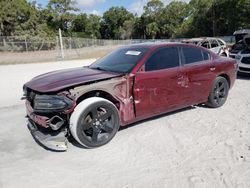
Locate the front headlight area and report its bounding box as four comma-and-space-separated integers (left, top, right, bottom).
31, 94, 75, 130
235, 54, 242, 60
34, 95, 73, 113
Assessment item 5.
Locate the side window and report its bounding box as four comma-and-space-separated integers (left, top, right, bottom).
182, 47, 203, 64
218, 39, 224, 46
210, 40, 219, 48
201, 41, 210, 49
202, 50, 211, 61
145, 47, 179, 71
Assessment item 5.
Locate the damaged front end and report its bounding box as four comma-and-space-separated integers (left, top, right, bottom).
23, 87, 76, 151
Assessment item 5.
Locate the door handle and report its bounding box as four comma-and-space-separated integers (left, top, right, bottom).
210, 67, 216, 71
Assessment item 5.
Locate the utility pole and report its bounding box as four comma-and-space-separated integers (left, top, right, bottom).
59, 28, 64, 59
212, 0, 216, 37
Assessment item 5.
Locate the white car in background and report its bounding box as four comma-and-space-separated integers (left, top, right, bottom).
229, 29, 250, 59
182, 37, 229, 57
234, 34, 250, 74
236, 50, 250, 74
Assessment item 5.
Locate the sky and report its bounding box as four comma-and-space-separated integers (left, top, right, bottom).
33, 0, 190, 15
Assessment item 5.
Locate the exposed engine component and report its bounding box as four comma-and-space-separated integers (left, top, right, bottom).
46, 115, 65, 130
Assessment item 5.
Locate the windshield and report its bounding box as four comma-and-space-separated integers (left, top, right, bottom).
89, 47, 149, 73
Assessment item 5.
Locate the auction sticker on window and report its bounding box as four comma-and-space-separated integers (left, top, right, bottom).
125, 51, 141, 56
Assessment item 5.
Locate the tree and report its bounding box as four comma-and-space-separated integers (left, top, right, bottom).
72, 13, 88, 33
0, 0, 49, 37
160, 1, 189, 38
145, 22, 159, 39
143, 0, 164, 19
1, 0, 250, 40
141, 0, 164, 38
46, 0, 79, 34
85, 14, 101, 38
118, 19, 135, 39
184, 0, 213, 37
100, 7, 134, 39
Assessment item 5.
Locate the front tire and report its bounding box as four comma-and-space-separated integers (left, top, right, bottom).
70, 97, 120, 148
206, 76, 229, 108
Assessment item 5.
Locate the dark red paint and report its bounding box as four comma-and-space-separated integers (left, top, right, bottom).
25, 67, 123, 93
24, 43, 237, 127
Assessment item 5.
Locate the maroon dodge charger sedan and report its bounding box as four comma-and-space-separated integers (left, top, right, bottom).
23, 43, 237, 151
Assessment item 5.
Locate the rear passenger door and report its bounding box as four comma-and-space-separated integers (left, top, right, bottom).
179, 47, 216, 105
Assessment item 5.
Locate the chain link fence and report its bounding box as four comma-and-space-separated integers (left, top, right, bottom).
0, 35, 235, 64
0, 36, 134, 64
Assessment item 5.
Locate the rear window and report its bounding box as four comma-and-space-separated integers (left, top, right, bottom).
218, 39, 225, 46
210, 40, 219, 48
182, 47, 211, 64
182, 47, 203, 64
202, 50, 211, 60
201, 40, 210, 49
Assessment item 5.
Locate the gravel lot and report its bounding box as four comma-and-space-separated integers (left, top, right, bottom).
0, 60, 250, 188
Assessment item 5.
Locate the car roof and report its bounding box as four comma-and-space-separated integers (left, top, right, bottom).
182, 37, 223, 42
120, 42, 218, 60
233, 29, 250, 35
124, 42, 194, 49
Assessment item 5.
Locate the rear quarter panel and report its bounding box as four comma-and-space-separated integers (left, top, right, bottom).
214, 57, 237, 89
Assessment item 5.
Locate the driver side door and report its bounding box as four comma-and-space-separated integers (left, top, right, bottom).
133, 47, 183, 118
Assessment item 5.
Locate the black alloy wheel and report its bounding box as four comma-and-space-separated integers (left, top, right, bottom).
75, 100, 119, 148
206, 76, 229, 108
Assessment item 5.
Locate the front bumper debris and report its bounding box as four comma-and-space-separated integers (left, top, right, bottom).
27, 120, 68, 151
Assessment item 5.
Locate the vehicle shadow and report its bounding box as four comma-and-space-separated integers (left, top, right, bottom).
119, 106, 197, 131
237, 73, 250, 80
69, 106, 198, 149
68, 136, 88, 149
69, 103, 218, 149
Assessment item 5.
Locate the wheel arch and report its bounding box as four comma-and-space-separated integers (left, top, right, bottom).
69, 97, 120, 148
218, 74, 230, 88
76, 90, 121, 110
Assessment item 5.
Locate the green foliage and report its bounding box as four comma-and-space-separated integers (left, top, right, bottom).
160, 1, 189, 38
100, 7, 134, 39
141, 0, 163, 38
145, 22, 159, 39
46, 0, 79, 34
85, 14, 101, 38
1, 0, 250, 39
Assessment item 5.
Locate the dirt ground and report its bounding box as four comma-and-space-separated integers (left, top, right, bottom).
0, 60, 250, 188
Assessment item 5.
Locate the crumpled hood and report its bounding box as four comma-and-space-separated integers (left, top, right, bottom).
25, 67, 123, 93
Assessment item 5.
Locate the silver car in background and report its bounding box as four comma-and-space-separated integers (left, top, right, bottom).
236, 50, 250, 74
235, 35, 250, 74
182, 37, 229, 57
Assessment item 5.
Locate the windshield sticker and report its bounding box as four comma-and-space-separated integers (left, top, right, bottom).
125, 51, 141, 56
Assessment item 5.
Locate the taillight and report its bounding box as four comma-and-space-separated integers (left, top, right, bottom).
233, 60, 238, 69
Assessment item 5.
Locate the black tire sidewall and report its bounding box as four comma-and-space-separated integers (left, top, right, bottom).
207, 76, 229, 108
75, 100, 120, 148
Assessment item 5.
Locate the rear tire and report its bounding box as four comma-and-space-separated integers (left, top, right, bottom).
206, 76, 229, 108
70, 97, 120, 148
